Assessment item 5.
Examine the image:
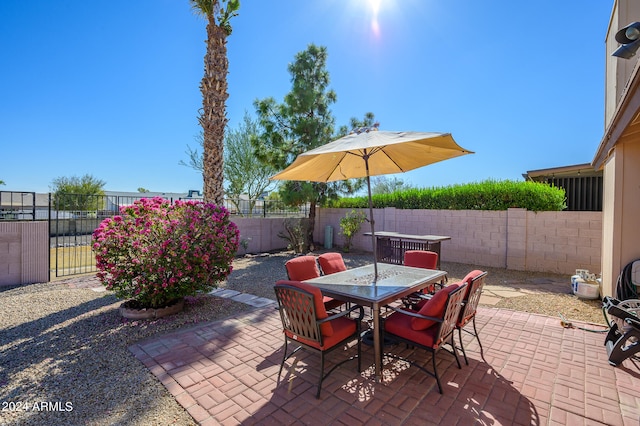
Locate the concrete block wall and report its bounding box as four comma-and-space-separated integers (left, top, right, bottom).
0, 221, 49, 286
315, 208, 602, 275
524, 211, 602, 274
2, 209, 602, 286
232, 217, 289, 254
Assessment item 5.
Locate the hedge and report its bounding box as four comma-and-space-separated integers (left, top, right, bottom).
327, 179, 566, 212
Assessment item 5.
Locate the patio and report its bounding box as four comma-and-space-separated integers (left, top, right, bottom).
130, 298, 640, 425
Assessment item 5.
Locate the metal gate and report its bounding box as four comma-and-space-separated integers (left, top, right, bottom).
50, 194, 149, 278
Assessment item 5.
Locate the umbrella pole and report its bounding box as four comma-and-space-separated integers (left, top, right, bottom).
364, 156, 378, 284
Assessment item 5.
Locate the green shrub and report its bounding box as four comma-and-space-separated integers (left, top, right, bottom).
328, 179, 566, 212
339, 210, 367, 252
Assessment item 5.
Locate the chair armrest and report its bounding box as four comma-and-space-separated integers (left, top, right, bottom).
385, 305, 443, 323
319, 304, 365, 323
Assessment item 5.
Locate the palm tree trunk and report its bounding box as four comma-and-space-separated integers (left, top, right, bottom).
200, 18, 228, 206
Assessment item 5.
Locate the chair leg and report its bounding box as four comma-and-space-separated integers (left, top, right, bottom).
357, 324, 362, 372
316, 352, 325, 399
277, 338, 289, 383
457, 327, 469, 366
278, 339, 304, 385
472, 316, 484, 359
450, 334, 462, 369
431, 352, 443, 394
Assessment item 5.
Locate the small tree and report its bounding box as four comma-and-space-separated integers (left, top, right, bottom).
50, 174, 106, 212
339, 210, 367, 252
372, 176, 413, 195
278, 218, 310, 254
254, 45, 366, 249
181, 112, 276, 216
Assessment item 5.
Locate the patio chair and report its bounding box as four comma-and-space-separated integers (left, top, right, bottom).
602, 296, 640, 366
318, 252, 347, 275
383, 282, 467, 394
404, 250, 439, 270
402, 250, 442, 307
274, 280, 364, 399
456, 270, 488, 365
285, 256, 345, 310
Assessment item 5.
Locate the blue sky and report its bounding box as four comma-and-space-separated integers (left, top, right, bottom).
0, 1, 613, 194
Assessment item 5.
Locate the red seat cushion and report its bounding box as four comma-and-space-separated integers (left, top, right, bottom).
284, 316, 356, 350
285, 256, 321, 281
385, 310, 438, 348
461, 270, 484, 299
318, 253, 347, 275
411, 283, 461, 331
404, 250, 438, 269
276, 280, 333, 336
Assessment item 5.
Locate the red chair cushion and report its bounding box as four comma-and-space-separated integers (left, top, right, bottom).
284, 316, 355, 350
276, 280, 333, 336
411, 282, 461, 331
385, 310, 438, 348
404, 250, 438, 269
285, 256, 321, 281
461, 270, 484, 299
318, 253, 347, 275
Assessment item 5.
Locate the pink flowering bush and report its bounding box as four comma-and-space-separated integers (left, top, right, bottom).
92, 197, 239, 308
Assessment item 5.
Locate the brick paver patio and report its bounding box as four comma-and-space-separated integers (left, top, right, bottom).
130, 305, 640, 425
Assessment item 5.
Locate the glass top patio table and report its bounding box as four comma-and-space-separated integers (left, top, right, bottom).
304, 263, 447, 382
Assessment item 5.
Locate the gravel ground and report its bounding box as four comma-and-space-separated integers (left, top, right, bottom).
224, 249, 605, 324
0, 249, 605, 426
0, 283, 252, 426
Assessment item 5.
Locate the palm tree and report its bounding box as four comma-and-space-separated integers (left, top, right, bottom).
190, 0, 240, 205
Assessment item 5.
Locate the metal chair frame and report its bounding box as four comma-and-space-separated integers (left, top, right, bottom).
383, 283, 467, 394
456, 271, 488, 365
274, 284, 364, 399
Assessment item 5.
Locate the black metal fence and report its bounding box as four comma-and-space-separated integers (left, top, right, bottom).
2, 192, 308, 278
0, 191, 37, 220
46, 193, 308, 278
224, 198, 309, 217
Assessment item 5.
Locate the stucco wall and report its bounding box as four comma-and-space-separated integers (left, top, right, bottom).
0, 221, 49, 286
231, 217, 289, 254
1, 210, 603, 286
316, 208, 602, 276
600, 141, 640, 297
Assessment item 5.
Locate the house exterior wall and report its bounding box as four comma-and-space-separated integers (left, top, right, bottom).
596, 0, 640, 297
600, 150, 622, 298
606, 1, 640, 125
316, 208, 602, 276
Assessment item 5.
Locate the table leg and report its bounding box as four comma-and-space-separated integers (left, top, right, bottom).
373, 302, 381, 382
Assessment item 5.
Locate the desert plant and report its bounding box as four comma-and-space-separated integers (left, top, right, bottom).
339, 209, 367, 252
92, 197, 239, 308
239, 237, 251, 255
278, 218, 311, 253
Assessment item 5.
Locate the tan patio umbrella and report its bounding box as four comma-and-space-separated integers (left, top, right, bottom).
271, 128, 473, 282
